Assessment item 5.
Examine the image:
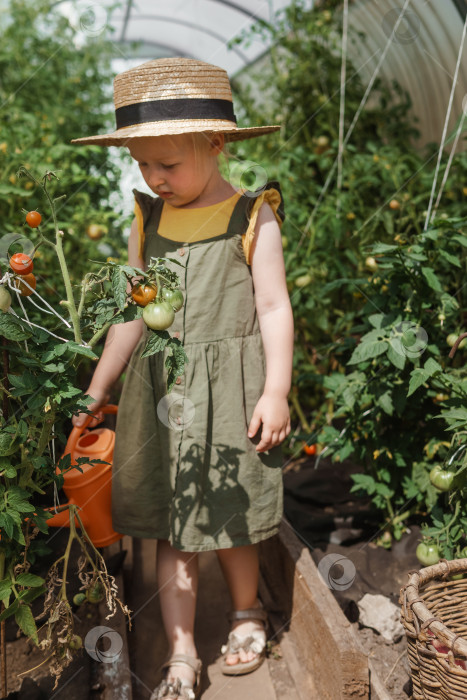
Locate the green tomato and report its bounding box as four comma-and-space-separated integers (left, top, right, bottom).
73, 592, 86, 606
365, 256, 378, 272
416, 542, 440, 566
86, 581, 105, 604
0, 285, 12, 312
142, 301, 175, 330
447, 333, 466, 349
69, 634, 83, 650
162, 287, 184, 312
295, 274, 312, 288
430, 465, 455, 492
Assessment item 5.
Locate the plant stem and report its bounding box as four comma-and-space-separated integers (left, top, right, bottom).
88, 318, 116, 348
437, 500, 461, 536
36, 414, 55, 457
54, 231, 82, 344
290, 392, 311, 433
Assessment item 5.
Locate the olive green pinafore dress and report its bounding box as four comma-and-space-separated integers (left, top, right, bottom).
112, 187, 284, 552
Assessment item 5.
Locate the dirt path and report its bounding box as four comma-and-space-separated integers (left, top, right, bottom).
123, 539, 285, 700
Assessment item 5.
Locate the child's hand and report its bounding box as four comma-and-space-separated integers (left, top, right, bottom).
248, 394, 291, 452
72, 387, 111, 428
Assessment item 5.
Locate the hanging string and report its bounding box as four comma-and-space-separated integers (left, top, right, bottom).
0, 272, 71, 328
431, 108, 467, 217
424, 10, 467, 229
8, 307, 70, 343
337, 0, 349, 194
304, 0, 413, 238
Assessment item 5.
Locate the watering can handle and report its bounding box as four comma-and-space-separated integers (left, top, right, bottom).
65, 404, 118, 459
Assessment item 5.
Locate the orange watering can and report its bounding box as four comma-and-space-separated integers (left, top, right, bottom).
47, 404, 123, 547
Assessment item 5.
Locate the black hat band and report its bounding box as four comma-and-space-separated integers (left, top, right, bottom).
115, 98, 237, 129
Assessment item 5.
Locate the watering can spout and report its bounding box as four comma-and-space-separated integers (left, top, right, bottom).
47, 405, 123, 548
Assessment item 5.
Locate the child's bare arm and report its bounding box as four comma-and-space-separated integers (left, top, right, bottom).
249, 202, 294, 452
72, 218, 145, 426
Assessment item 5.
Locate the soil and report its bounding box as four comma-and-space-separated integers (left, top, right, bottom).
282, 453, 421, 699
1, 528, 120, 700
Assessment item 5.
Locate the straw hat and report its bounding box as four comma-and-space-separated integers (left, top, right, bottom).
71, 57, 280, 146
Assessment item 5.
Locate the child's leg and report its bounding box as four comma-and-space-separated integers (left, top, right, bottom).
216, 544, 265, 666
156, 539, 199, 684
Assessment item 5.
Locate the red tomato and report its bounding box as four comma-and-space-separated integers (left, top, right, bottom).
131, 283, 157, 307
9, 253, 33, 275
25, 211, 41, 227
13, 273, 36, 296
303, 443, 317, 456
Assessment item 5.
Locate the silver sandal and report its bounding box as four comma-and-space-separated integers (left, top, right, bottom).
150, 653, 202, 700
220, 600, 268, 676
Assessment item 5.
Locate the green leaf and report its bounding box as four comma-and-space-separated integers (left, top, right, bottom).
377, 391, 394, 416
65, 341, 99, 360
439, 249, 461, 267
15, 603, 39, 644
350, 473, 376, 495
0, 599, 19, 623
407, 369, 430, 397
15, 573, 45, 588
387, 339, 406, 370
166, 343, 189, 393
424, 357, 443, 376
368, 313, 384, 329
111, 267, 128, 311
140, 330, 170, 358
348, 340, 388, 365
452, 234, 467, 247
0, 313, 31, 341
0, 579, 13, 600
369, 242, 399, 254
8, 373, 37, 394
421, 266, 443, 292
0, 430, 17, 457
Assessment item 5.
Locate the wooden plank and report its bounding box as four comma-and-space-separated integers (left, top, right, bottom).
258, 517, 370, 700
97, 540, 132, 700
369, 660, 394, 700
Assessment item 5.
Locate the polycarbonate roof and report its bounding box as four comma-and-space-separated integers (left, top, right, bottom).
56, 0, 467, 150
57, 0, 313, 76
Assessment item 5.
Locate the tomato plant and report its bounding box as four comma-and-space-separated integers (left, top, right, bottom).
234, 0, 467, 562
9, 252, 33, 275
0, 171, 186, 689
25, 210, 41, 228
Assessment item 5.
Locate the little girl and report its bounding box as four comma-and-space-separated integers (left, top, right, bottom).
72, 57, 294, 700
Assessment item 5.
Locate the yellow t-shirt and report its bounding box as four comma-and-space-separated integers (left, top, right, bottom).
135, 188, 283, 265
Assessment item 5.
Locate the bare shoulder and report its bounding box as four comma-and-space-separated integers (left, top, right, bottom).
250, 201, 283, 268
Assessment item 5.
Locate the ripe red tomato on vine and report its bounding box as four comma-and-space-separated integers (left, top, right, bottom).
303, 443, 317, 456
25, 210, 41, 228
9, 253, 34, 275
13, 273, 36, 296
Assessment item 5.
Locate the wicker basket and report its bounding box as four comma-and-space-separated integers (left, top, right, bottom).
400, 558, 467, 699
